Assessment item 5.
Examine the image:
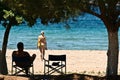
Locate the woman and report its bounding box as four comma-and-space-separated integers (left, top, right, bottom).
37, 31, 47, 61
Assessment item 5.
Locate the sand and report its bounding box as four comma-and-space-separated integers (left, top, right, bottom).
6, 49, 110, 76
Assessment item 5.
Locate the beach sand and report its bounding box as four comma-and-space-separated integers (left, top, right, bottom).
6, 50, 110, 76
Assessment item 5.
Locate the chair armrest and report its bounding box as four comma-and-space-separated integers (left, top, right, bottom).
44, 59, 49, 63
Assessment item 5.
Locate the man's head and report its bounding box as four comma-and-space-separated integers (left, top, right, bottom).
17, 42, 24, 51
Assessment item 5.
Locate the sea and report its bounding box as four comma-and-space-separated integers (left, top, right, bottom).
0, 13, 119, 50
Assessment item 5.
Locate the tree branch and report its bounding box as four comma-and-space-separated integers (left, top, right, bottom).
80, 8, 101, 18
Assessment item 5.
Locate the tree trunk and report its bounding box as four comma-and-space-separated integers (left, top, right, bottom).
106, 27, 119, 77
0, 24, 11, 74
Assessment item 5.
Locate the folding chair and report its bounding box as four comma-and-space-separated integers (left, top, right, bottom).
11, 56, 34, 76
44, 55, 66, 75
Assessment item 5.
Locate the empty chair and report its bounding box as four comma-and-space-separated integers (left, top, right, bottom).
44, 54, 66, 75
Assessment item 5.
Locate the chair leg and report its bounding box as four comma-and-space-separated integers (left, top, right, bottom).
11, 66, 13, 75
30, 66, 34, 76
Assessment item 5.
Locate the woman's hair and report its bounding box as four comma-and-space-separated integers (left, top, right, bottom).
41, 31, 44, 34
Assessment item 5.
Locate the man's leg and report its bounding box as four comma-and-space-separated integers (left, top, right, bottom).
25, 68, 29, 76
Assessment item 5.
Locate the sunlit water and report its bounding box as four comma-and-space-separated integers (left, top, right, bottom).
0, 14, 118, 50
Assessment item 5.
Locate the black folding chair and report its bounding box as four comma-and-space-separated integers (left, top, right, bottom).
11, 56, 34, 76
44, 55, 66, 75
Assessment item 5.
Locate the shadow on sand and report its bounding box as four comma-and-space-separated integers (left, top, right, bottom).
16, 73, 120, 80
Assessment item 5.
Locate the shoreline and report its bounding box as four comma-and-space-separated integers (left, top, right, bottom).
6, 49, 109, 76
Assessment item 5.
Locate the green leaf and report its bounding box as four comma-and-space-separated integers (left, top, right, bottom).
15, 16, 23, 23
3, 10, 14, 19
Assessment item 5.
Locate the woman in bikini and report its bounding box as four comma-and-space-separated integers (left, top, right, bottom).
37, 31, 47, 61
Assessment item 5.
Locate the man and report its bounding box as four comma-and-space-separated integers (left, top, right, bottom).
12, 42, 36, 75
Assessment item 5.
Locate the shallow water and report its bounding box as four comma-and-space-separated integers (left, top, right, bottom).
0, 14, 118, 50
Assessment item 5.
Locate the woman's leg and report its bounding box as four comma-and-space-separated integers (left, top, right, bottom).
39, 47, 43, 61
41, 47, 45, 60
39, 46, 46, 61
42, 48, 45, 59
39, 47, 42, 54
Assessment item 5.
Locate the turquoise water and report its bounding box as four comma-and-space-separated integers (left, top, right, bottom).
0, 14, 112, 50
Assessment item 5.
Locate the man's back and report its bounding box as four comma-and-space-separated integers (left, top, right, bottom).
12, 51, 31, 68
12, 51, 30, 57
